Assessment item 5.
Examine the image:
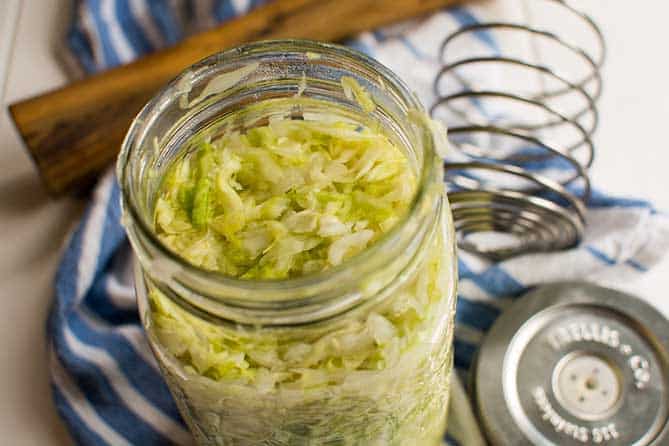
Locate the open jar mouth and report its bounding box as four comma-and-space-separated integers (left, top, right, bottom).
117, 39, 442, 321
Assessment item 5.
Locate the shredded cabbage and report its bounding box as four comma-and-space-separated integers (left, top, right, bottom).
182, 62, 259, 109
154, 117, 415, 279
341, 76, 376, 113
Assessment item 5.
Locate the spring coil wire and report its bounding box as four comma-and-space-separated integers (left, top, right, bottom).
432, 0, 605, 260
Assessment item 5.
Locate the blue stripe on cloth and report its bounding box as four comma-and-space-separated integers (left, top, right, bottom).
345, 38, 375, 57
85, 0, 123, 67
212, 0, 265, 23
506, 146, 577, 172
84, 276, 139, 325
65, 310, 183, 423
372, 29, 429, 60
586, 188, 654, 210
455, 298, 501, 331
443, 167, 482, 185
454, 337, 479, 370
54, 208, 89, 305
457, 257, 474, 277
52, 321, 180, 445
67, 24, 97, 74
213, 0, 237, 22
115, 0, 155, 54
585, 245, 616, 266
468, 265, 526, 297
52, 384, 111, 446
449, 7, 500, 55
585, 246, 649, 272
371, 29, 387, 42
146, 0, 183, 45
399, 35, 429, 60
626, 258, 648, 272
94, 184, 126, 275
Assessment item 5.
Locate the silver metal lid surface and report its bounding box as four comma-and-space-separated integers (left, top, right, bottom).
473, 282, 669, 445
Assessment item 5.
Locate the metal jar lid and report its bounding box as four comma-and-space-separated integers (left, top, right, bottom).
472, 282, 669, 445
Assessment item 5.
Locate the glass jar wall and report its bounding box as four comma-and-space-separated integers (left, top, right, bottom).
118, 40, 457, 446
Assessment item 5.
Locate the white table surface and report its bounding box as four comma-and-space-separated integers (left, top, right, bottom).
1, 1, 668, 444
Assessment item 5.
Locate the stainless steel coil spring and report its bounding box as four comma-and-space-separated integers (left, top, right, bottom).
432, 0, 605, 260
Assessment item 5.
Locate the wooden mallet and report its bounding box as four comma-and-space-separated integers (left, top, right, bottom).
9, 0, 464, 196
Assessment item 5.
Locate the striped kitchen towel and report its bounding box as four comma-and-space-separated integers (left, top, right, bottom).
49, 1, 669, 445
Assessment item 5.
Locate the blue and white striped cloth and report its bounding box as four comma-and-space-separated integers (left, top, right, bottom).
50, 1, 669, 445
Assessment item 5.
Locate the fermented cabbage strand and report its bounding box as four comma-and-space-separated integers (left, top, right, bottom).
154, 117, 416, 280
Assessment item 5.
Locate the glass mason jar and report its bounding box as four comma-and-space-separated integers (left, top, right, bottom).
118, 40, 457, 446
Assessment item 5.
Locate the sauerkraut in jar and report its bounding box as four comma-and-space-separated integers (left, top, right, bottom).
118, 40, 457, 446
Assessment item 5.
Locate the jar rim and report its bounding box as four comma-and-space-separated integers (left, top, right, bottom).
117, 39, 441, 308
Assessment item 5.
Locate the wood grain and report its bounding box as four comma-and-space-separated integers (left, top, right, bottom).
9, 0, 463, 196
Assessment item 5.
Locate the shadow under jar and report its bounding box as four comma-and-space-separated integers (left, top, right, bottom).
118, 40, 457, 446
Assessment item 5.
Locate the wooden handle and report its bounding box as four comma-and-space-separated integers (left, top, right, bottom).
9, 0, 463, 196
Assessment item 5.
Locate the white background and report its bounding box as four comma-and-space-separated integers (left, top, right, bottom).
1, 1, 668, 444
